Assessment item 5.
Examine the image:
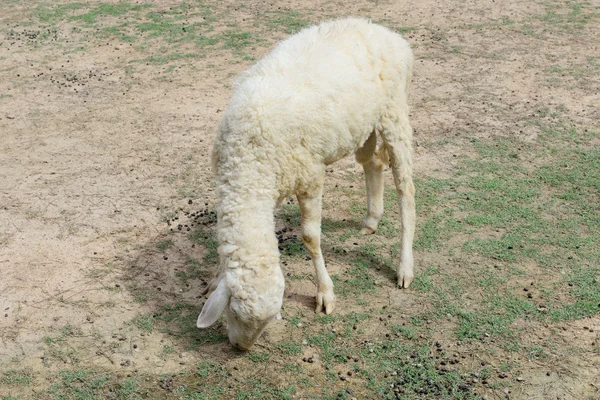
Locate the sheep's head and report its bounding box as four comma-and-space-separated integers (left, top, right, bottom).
196, 274, 284, 350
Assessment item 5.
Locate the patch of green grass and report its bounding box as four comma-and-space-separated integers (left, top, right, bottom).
277, 341, 302, 355
2, 370, 32, 386
188, 218, 218, 266
391, 324, 418, 340
246, 351, 270, 363
411, 266, 438, 292
306, 330, 347, 365
156, 238, 172, 250
72, 3, 150, 24
526, 345, 549, 360
221, 31, 257, 50
279, 236, 305, 257
413, 177, 457, 251
195, 361, 225, 378
33, 2, 85, 23
41, 369, 146, 399
262, 10, 310, 34
153, 301, 227, 348
550, 266, 600, 321
161, 344, 177, 358
287, 312, 302, 326
536, 1, 599, 32
135, 52, 202, 65
176, 256, 211, 284
409, 116, 599, 355
278, 202, 301, 226
334, 259, 376, 298
100, 25, 137, 43
233, 379, 296, 400
45, 370, 108, 398
131, 312, 154, 333
358, 342, 479, 399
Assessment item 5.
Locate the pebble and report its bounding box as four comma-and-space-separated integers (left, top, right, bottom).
6, 115, 15, 119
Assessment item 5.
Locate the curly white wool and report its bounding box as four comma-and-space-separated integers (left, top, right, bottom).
197, 18, 416, 350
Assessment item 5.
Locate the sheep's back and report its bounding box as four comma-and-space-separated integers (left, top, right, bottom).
217, 18, 412, 190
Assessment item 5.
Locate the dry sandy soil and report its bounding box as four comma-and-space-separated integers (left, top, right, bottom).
1, 0, 599, 399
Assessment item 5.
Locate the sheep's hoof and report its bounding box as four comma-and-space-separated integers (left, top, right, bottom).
359, 226, 377, 235
315, 291, 336, 315
397, 269, 414, 289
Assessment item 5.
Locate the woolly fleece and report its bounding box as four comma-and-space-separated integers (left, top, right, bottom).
197, 17, 415, 350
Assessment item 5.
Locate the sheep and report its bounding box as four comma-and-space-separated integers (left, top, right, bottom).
196, 17, 416, 350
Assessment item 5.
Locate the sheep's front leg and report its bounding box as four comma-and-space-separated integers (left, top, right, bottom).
381, 109, 416, 289
297, 190, 336, 314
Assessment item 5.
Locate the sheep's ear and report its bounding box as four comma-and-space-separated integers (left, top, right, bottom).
197, 280, 229, 328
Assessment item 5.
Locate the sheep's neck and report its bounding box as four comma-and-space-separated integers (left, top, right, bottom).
216, 182, 280, 274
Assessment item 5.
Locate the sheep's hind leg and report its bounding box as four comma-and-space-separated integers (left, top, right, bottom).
297, 189, 335, 314
355, 131, 385, 235
380, 107, 416, 289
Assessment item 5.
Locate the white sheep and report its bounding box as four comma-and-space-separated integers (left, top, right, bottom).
196, 18, 416, 350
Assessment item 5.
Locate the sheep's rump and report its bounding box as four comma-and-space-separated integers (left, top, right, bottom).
219, 19, 412, 165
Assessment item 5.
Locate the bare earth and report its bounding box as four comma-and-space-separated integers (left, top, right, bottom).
1, 0, 599, 399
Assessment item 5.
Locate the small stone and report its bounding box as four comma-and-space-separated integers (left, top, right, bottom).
516, 377, 524, 382
6, 115, 15, 119
546, 371, 551, 376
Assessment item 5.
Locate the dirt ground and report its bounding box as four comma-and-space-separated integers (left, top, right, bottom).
1, 0, 599, 399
